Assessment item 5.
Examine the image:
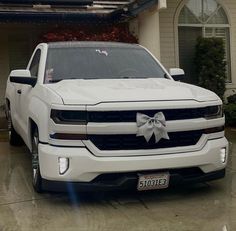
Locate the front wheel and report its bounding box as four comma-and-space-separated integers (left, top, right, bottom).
31, 128, 43, 193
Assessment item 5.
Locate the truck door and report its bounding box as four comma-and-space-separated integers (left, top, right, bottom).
17, 49, 41, 141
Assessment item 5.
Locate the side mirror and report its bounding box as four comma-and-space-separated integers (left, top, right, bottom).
10, 70, 37, 87
169, 68, 185, 81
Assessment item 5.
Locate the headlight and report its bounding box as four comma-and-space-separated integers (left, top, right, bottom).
204, 105, 223, 119
51, 109, 87, 124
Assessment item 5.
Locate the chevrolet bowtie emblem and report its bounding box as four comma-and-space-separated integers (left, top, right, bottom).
136, 112, 170, 143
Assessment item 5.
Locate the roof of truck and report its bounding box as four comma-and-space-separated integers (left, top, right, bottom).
48, 41, 141, 49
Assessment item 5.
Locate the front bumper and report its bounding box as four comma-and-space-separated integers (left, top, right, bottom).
42, 168, 225, 192
38, 137, 228, 184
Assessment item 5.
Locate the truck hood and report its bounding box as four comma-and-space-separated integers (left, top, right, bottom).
45, 78, 219, 105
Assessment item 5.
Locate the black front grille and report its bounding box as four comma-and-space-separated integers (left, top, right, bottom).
89, 130, 203, 150
88, 108, 206, 122
92, 168, 203, 183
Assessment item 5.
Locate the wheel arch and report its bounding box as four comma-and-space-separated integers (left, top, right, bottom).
5, 98, 10, 119
28, 118, 38, 152
27, 96, 50, 148
5, 98, 10, 107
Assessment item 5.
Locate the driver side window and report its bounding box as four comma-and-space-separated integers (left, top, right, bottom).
29, 49, 41, 77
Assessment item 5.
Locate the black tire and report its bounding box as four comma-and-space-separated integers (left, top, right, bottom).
31, 128, 43, 193
7, 108, 23, 146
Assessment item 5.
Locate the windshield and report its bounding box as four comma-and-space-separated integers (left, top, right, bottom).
44, 46, 166, 83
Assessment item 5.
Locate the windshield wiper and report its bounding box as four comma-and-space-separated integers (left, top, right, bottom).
48, 78, 77, 83
119, 76, 147, 79
48, 79, 63, 83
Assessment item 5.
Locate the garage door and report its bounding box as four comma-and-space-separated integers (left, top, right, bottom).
8, 35, 31, 70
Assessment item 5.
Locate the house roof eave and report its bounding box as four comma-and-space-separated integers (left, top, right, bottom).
0, 0, 159, 22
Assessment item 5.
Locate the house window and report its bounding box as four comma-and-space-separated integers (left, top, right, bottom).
178, 0, 230, 84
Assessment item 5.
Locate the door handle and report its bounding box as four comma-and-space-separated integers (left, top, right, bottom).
17, 89, 22, 94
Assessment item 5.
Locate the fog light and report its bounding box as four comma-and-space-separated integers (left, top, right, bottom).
220, 148, 227, 163
59, 157, 69, 175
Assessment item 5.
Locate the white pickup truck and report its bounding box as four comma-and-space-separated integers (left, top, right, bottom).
5, 42, 228, 192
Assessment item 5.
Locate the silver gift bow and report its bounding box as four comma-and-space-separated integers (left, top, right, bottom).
136, 112, 170, 143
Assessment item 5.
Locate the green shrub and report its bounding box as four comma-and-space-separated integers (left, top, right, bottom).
227, 94, 236, 104
195, 37, 226, 100
224, 103, 236, 127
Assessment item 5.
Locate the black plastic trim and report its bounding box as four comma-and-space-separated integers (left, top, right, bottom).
50, 106, 223, 124
0, 0, 92, 5
41, 168, 226, 192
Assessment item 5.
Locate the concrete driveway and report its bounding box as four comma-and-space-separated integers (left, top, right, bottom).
0, 129, 235, 231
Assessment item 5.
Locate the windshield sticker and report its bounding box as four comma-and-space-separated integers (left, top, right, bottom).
95, 49, 108, 56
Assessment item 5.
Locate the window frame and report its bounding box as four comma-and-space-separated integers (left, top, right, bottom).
28, 49, 41, 78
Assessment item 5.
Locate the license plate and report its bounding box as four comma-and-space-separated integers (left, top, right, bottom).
137, 172, 170, 191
